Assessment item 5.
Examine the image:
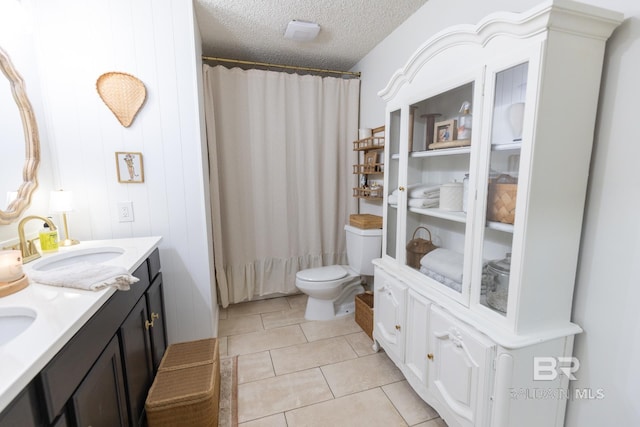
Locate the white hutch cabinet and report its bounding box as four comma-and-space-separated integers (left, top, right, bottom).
372, 2, 622, 427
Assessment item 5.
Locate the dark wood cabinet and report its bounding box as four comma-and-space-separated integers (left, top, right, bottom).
70, 336, 128, 427
0, 248, 166, 427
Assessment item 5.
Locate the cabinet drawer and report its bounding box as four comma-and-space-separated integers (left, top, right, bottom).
40, 261, 150, 423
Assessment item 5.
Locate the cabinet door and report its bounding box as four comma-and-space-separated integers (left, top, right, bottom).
146, 273, 167, 372
384, 108, 402, 261
405, 290, 431, 390
385, 72, 483, 306
428, 306, 495, 427
373, 268, 406, 363
473, 57, 533, 323
119, 295, 154, 426
71, 335, 127, 427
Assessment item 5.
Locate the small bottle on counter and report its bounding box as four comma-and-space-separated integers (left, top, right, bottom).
39, 218, 59, 252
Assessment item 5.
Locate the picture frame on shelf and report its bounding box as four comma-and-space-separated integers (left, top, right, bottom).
364, 151, 378, 172
434, 119, 457, 143
116, 152, 145, 183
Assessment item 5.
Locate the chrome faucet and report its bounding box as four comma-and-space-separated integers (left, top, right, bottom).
18, 215, 57, 264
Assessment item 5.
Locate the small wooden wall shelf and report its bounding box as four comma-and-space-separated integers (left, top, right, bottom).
353, 125, 385, 200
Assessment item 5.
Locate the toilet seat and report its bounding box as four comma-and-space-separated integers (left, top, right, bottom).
296, 265, 348, 282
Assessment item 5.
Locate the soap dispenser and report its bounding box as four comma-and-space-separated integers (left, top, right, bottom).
39, 217, 59, 252
457, 101, 472, 140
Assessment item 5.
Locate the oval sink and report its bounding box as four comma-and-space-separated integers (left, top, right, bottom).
0, 307, 37, 346
31, 247, 125, 272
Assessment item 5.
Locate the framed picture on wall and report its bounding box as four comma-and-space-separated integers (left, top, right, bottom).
115, 152, 145, 183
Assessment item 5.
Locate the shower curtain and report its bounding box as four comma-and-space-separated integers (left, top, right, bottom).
203, 65, 360, 307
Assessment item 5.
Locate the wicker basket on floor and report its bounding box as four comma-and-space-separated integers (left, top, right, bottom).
355, 292, 374, 339
146, 338, 220, 427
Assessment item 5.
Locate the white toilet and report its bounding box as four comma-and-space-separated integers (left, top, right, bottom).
296, 225, 382, 321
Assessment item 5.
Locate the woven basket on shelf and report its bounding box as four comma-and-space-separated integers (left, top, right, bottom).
96, 72, 147, 127
487, 174, 518, 224
406, 226, 437, 269
355, 292, 374, 339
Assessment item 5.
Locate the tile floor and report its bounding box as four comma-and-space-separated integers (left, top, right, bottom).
218, 294, 448, 427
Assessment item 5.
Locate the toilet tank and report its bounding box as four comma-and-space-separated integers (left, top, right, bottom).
345, 224, 382, 276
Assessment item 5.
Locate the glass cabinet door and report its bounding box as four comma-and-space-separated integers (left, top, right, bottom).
384, 109, 401, 260
400, 80, 479, 302
478, 61, 529, 317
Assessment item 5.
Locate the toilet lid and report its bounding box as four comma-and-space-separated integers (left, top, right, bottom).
296, 265, 348, 282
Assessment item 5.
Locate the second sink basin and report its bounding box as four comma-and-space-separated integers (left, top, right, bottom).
31, 247, 125, 272
0, 307, 37, 346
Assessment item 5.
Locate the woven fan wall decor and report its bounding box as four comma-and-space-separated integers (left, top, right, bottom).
96, 72, 146, 127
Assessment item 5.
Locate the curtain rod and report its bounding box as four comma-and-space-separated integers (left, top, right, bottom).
201, 56, 361, 78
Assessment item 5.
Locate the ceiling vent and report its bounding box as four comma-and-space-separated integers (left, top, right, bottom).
284, 20, 320, 41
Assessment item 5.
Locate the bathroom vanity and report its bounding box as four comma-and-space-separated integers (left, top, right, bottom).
0, 236, 164, 426
373, 2, 622, 427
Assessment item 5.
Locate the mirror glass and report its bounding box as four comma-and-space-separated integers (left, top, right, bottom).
0, 46, 40, 224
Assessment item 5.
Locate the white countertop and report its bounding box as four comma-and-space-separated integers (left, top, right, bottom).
0, 236, 162, 412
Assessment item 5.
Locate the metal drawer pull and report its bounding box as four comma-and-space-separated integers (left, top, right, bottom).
145, 319, 154, 330
395, 324, 401, 331
427, 353, 434, 361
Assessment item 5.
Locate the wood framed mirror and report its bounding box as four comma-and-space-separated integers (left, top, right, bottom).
0, 46, 40, 225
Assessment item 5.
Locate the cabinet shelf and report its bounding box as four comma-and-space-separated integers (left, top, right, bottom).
491, 142, 521, 151
408, 207, 466, 223
410, 147, 472, 158
486, 220, 514, 233
353, 136, 385, 151
353, 187, 384, 199
353, 163, 384, 174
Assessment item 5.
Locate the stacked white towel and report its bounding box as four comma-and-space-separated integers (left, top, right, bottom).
29, 262, 139, 291
420, 248, 464, 284
388, 183, 440, 207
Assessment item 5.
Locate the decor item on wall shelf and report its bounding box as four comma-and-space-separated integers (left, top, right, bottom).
116, 152, 145, 183
50, 190, 80, 246
434, 119, 456, 143
96, 72, 147, 127
421, 113, 441, 151
507, 102, 526, 141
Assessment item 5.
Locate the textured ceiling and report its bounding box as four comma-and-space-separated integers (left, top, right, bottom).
194, 0, 429, 72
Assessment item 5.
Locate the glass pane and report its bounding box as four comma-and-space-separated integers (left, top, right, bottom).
385, 109, 401, 259
404, 82, 474, 295
481, 62, 528, 316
